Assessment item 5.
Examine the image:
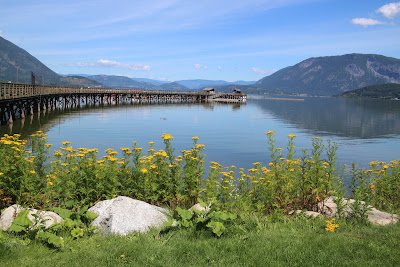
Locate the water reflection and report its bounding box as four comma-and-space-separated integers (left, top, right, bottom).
251, 97, 400, 139
0, 101, 244, 139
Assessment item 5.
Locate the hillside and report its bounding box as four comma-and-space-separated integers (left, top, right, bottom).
176, 79, 256, 89
256, 54, 400, 96
336, 83, 400, 99
0, 37, 101, 87
159, 82, 189, 91
0, 37, 60, 84
88, 75, 159, 89
58, 76, 103, 87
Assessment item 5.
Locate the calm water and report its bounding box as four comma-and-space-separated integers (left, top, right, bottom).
2, 97, 400, 170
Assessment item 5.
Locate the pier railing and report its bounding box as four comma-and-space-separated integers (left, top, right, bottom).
0, 82, 245, 101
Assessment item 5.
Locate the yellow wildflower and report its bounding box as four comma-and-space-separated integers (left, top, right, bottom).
370, 183, 376, 190
161, 133, 174, 140
45, 144, 53, 148
266, 131, 274, 135
141, 168, 148, 174
191, 136, 199, 140
30, 170, 36, 174
288, 134, 297, 138
325, 218, 339, 232
62, 141, 71, 145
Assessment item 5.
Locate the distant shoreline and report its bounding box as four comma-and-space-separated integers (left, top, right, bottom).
248, 97, 304, 101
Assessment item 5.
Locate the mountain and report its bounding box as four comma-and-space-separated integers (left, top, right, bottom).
0, 37, 100, 87
131, 78, 166, 86
0, 37, 61, 84
88, 75, 159, 89
159, 82, 190, 91
256, 54, 400, 96
58, 76, 103, 87
336, 83, 400, 99
175, 79, 256, 89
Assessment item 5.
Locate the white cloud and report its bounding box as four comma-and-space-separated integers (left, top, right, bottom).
250, 67, 276, 75
194, 64, 208, 71
351, 18, 386, 27
77, 59, 151, 71
377, 2, 400, 19
0, 30, 2, 37
217, 66, 223, 71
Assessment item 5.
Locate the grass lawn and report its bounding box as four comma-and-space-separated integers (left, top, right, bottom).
1, 216, 399, 266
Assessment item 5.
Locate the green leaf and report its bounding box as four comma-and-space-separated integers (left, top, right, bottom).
163, 220, 175, 228
84, 211, 98, 222
87, 226, 99, 235
52, 207, 73, 220
65, 200, 78, 208
71, 227, 84, 238
176, 207, 193, 221
65, 218, 77, 228
207, 221, 225, 237
192, 208, 205, 216
197, 197, 207, 208
48, 234, 64, 248
36, 231, 64, 248
9, 210, 33, 233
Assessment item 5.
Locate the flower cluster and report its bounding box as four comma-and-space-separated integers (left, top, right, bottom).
325, 218, 339, 232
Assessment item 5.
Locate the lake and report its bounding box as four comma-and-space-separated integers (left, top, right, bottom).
1, 97, 400, 170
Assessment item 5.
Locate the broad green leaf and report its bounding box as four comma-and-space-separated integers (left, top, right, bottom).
9, 210, 33, 233
207, 221, 225, 237
84, 211, 98, 222
176, 207, 192, 221
52, 207, 72, 220
197, 197, 207, 208
163, 220, 175, 228
48, 234, 64, 248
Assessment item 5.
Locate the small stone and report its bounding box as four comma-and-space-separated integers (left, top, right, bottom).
318, 197, 398, 225
189, 203, 210, 214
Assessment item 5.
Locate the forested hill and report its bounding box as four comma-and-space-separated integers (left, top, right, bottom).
336, 83, 400, 99
256, 54, 400, 96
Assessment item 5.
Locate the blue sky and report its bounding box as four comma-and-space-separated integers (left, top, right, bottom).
1, 0, 400, 82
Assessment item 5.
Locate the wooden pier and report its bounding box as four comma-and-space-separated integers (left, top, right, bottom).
0, 82, 246, 125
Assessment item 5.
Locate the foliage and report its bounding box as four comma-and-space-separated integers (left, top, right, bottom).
7, 206, 98, 249
337, 83, 400, 99
164, 198, 238, 237
1, 131, 400, 217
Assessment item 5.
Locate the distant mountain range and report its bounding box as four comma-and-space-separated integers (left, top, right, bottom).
1, 36, 400, 96
256, 54, 400, 96
174, 79, 256, 89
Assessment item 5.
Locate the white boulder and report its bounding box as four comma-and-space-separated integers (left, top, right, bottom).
88, 196, 170, 235
0, 204, 63, 231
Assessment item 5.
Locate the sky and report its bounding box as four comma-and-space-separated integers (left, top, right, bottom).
1, 0, 400, 82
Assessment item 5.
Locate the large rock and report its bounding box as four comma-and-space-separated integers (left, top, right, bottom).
318, 197, 398, 225
88, 196, 170, 235
0, 204, 63, 231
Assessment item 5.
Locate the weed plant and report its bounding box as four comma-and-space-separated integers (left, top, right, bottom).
1, 131, 400, 216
